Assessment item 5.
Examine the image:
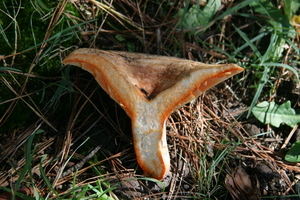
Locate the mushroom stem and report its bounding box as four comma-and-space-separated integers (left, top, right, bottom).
132, 109, 169, 180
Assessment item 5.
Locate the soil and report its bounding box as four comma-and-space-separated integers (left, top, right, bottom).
0, 1, 300, 199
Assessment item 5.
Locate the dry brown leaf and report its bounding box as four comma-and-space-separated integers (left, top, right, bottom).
225, 166, 261, 200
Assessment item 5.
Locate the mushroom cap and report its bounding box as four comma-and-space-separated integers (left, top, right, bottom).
62, 48, 243, 180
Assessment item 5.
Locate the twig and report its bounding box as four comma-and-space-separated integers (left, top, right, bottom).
62, 145, 101, 177
280, 124, 298, 150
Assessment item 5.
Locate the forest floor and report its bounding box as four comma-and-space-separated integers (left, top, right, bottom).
0, 0, 300, 199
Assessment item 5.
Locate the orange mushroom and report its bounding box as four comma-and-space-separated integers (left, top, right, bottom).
62, 48, 243, 180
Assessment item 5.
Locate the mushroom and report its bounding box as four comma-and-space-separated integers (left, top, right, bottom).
62, 48, 243, 180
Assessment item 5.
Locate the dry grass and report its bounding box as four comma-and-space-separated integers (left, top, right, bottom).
1, 0, 300, 199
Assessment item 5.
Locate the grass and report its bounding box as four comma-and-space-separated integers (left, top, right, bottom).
0, 0, 300, 199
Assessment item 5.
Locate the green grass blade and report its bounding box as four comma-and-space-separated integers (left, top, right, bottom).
20, 19, 96, 53
36, 0, 52, 12
233, 24, 262, 58
39, 156, 60, 197
261, 32, 278, 63
215, 0, 257, 21
260, 63, 299, 80
247, 66, 270, 118
0, 24, 12, 49
233, 30, 269, 57
0, 67, 22, 72
13, 128, 43, 200
285, 37, 300, 55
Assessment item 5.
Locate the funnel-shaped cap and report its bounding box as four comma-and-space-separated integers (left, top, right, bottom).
63, 48, 243, 180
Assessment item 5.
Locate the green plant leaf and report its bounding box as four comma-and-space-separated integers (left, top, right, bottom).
116, 34, 125, 42
252, 101, 300, 128
176, 0, 221, 34
285, 140, 300, 162
250, 0, 294, 37
284, 0, 300, 19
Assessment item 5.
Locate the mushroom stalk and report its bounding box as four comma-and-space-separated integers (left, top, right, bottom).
132, 104, 169, 180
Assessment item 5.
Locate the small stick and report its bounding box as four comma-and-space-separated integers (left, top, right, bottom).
280, 124, 298, 150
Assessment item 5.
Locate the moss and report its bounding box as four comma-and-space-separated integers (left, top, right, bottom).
0, 1, 85, 134
0, 1, 81, 71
